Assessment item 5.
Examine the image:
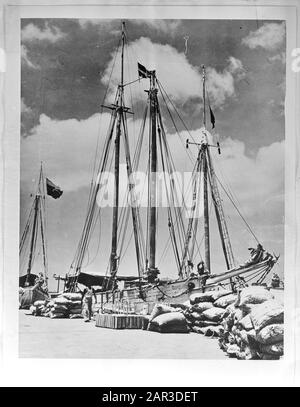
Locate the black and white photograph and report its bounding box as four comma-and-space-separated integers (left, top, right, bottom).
1, 0, 300, 388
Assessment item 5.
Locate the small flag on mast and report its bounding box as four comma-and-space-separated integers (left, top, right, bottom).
138, 62, 150, 78
209, 105, 215, 129
46, 178, 63, 199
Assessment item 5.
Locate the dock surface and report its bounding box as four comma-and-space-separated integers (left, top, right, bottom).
19, 310, 227, 359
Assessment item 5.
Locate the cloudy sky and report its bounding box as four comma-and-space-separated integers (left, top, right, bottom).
20, 19, 285, 290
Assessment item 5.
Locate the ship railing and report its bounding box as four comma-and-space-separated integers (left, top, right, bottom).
100, 298, 134, 315
100, 297, 150, 315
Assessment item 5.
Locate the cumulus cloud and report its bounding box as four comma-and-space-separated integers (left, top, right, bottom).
267, 52, 286, 64
102, 37, 244, 108
168, 130, 284, 256
242, 22, 285, 51
22, 22, 65, 43
22, 110, 284, 223
206, 56, 245, 107
21, 98, 32, 114
212, 138, 284, 256
21, 113, 111, 192
102, 36, 200, 103
21, 98, 37, 136
21, 45, 39, 69
164, 126, 284, 221
78, 19, 120, 37
227, 56, 245, 78
211, 137, 284, 217
21, 112, 145, 199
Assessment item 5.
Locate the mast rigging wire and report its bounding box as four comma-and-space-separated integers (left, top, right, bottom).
158, 77, 259, 251
214, 172, 260, 244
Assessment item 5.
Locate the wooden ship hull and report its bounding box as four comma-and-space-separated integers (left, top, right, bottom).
97, 277, 202, 314
97, 257, 277, 314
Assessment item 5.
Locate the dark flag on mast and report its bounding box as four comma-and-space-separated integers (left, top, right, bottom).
209, 105, 216, 129
46, 178, 63, 199
138, 62, 151, 78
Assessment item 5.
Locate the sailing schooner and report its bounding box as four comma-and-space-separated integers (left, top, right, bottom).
65, 22, 278, 311
19, 164, 62, 308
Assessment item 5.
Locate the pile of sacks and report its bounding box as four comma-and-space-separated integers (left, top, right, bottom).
29, 300, 48, 316
219, 286, 284, 360
61, 292, 83, 319
145, 304, 189, 333
145, 288, 234, 334
144, 286, 284, 360
29, 292, 84, 319
183, 289, 236, 337
46, 296, 71, 318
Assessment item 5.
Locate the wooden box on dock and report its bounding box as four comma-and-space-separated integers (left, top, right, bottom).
95, 313, 145, 329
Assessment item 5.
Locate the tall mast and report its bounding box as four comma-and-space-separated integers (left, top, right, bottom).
207, 150, 235, 270
22, 163, 49, 286
110, 21, 125, 276
26, 163, 43, 282
40, 205, 47, 277
148, 70, 158, 276
39, 163, 48, 283
26, 194, 40, 280
202, 65, 211, 272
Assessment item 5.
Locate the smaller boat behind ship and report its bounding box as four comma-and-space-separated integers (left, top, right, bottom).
19, 164, 63, 308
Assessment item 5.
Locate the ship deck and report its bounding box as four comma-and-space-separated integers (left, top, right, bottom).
19, 310, 227, 359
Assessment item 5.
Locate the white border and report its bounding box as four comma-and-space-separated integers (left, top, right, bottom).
1, 0, 299, 387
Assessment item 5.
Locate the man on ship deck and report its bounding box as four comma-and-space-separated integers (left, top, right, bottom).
196, 260, 210, 287
242, 243, 265, 267
146, 267, 160, 284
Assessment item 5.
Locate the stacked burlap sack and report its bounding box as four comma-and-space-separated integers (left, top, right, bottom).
29, 300, 49, 316
145, 289, 234, 334
145, 303, 190, 333
144, 286, 284, 361
183, 289, 236, 337
44, 296, 71, 318
29, 293, 84, 319
61, 292, 83, 319
218, 286, 284, 360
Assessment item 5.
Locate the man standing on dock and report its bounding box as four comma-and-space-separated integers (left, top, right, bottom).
81, 285, 97, 322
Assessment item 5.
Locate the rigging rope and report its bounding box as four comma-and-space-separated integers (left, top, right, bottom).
157, 81, 195, 165
71, 28, 149, 285
70, 108, 118, 277
90, 38, 121, 185
157, 125, 181, 274
214, 173, 260, 244
157, 109, 189, 245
